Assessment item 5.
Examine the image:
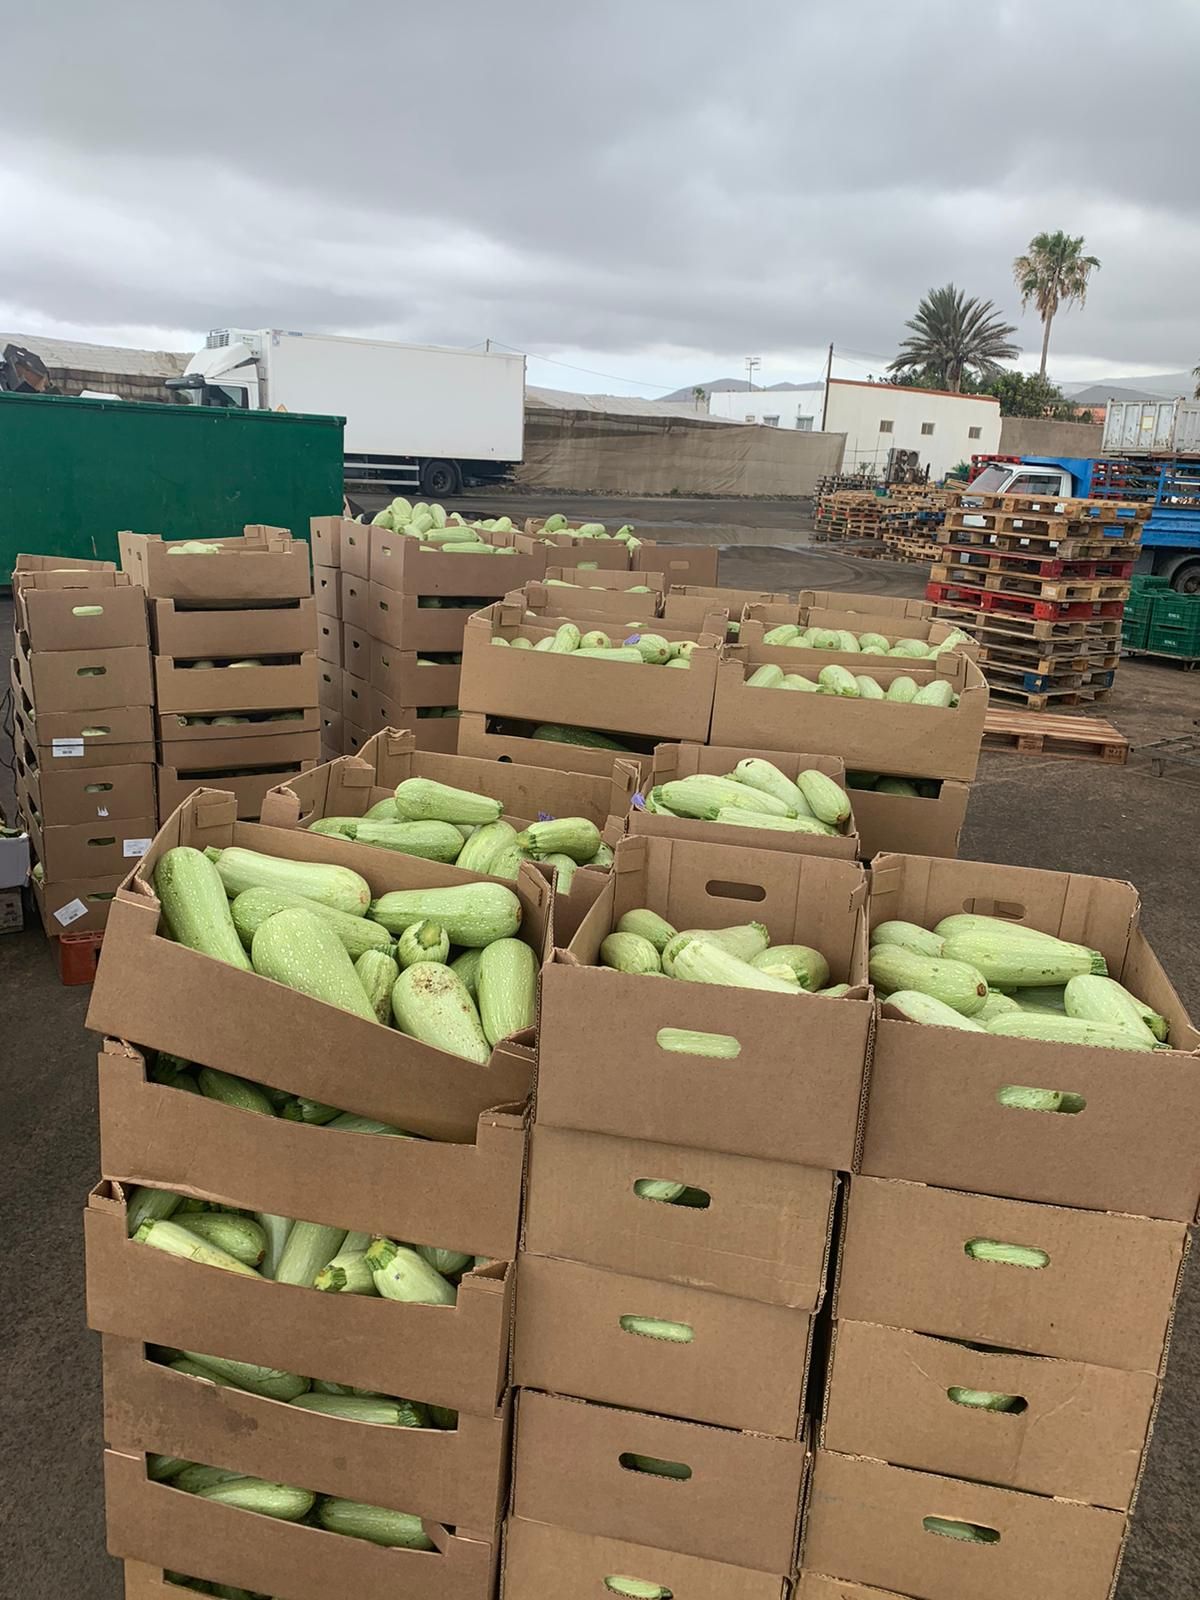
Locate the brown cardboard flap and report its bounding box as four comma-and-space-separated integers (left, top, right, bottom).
796, 589, 936, 619
524, 1124, 837, 1307
341, 570, 371, 630
503, 1516, 789, 1600
520, 578, 662, 623
86, 798, 541, 1141
795, 1578, 914, 1600
98, 1040, 525, 1260
14, 550, 115, 573
513, 1391, 805, 1574
802, 1451, 1125, 1600
634, 542, 720, 587
156, 762, 319, 823
823, 1319, 1157, 1510
153, 652, 319, 715
119, 529, 311, 602
104, 1450, 496, 1600
537, 836, 871, 1169
849, 778, 969, 862
456, 714, 655, 783
151, 596, 317, 657
15, 578, 148, 651
370, 526, 547, 594
314, 563, 341, 618
514, 1253, 815, 1436
629, 742, 860, 861
836, 1177, 1187, 1372
103, 1336, 509, 1531
87, 1186, 513, 1414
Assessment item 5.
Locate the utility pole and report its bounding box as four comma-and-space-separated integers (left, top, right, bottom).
745, 356, 760, 392
820, 342, 834, 430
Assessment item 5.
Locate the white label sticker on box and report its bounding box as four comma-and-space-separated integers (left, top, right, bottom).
53, 897, 89, 927
96, 807, 110, 818
51, 739, 85, 759
123, 838, 152, 858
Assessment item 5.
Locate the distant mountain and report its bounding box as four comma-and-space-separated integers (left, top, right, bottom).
659, 377, 822, 402
1060, 371, 1194, 403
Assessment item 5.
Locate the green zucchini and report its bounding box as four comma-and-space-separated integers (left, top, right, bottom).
868, 947, 989, 1015
393, 779, 502, 825
395, 920, 451, 968
391, 963, 491, 1062
191, 1477, 315, 1522
369, 883, 522, 946
315, 1498, 435, 1548
349, 820, 465, 863
752, 944, 829, 991
515, 817, 602, 862
250, 909, 378, 1021
600, 933, 662, 974
230, 886, 393, 960
476, 938, 538, 1044
126, 1186, 182, 1236
181, 1351, 309, 1401
197, 1067, 275, 1117
615, 909, 677, 952
450, 947, 483, 998
366, 1238, 458, 1305
454, 819, 519, 875
204, 846, 370, 915
273, 1221, 348, 1287
174, 1214, 267, 1267
154, 848, 252, 970
355, 948, 400, 1023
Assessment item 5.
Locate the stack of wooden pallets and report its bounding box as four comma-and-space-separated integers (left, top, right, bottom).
878, 487, 950, 564
927, 490, 1149, 711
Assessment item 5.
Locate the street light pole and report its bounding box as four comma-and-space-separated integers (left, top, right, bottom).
745, 356, 761, 392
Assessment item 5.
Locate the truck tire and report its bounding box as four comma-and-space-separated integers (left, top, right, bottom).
420, 459, 459, 497
1164, 557, 1200, 596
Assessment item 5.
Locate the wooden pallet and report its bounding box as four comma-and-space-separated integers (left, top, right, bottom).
939, 522, 1143, 560
987, 681, 1114, 713
946, 491, 1149, 520
929, 565, 1130, 605
981, 708, 1129, 762
978, 639, 1120, 677
935, 544, 1136, 582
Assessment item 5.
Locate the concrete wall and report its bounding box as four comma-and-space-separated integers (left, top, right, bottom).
516, 407, 845, 496
825, 380, 1002, 481
998, 417, 1105, 460
49, 366, 179, 403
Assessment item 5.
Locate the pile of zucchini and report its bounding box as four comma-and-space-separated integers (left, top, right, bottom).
491, 622, 701, 668
599, 909, 845, 1000
758, 623, 973, 658
747, 662, 959, 704
639, 758, 852, 839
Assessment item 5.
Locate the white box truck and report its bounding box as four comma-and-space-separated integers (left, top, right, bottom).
169, 329, 525, 496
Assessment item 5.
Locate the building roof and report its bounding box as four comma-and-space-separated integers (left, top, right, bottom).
829, 378, 999, 404
0, 331, 188, 379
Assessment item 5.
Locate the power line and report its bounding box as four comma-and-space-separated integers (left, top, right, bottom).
484, 339, 676, 393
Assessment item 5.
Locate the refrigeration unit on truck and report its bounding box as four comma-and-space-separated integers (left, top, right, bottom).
962, 398, 1200, 592
168, 329, 526, 497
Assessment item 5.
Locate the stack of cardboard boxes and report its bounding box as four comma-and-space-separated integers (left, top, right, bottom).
118, 528, 322, 822
11, 553, 156, 939
508, 833, 874, 1595
82, 786, 547, 1599
799, 853, 1198, 1600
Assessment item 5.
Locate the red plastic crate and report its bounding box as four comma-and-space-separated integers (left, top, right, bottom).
54, 930, 104, 985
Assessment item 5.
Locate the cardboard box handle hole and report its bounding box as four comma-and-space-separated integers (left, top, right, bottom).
947, 1387, 1028, 1415
618, 1452, 692, 1482
964, 1239, 1050, 1269
605, 1576, 674, 1597
923, 1515, 1001, 1545
703, 879, 766, 904
997, 1086, 1087, 1115
633, 1180, 711, 1210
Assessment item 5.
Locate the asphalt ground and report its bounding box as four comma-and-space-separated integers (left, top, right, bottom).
2, 496, 1198, 1598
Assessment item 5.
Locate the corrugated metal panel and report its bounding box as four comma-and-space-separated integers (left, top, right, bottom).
1103, 399, 1200, 454
0, 331, 187, 379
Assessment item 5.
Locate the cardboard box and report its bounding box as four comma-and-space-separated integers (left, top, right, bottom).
503, 1516, 790, 1600
150, 596, 317, 658
512, 1390, 806, 1573
343, 621, 371, 679
630, 743, 860, 860
709, 654, 987, 783
156, 761, 319, 822
13, 633, 153, 713
86, 791, 542, 1141
11, 665, 156, 767
104, 1450, 497, 1600
370, 525, 546, 594
310, 514, 370, 574
19, 804, 156, 880
152, 652, 319, 716
99, 1038, 526, 1261
538, 835, 871, 1168
13, 550, 115, 573
30, 863, 123, 933
661, 585, 790, 634
317, 613, 342, 665
340, 569, 371, 630
635, 541, 720, 588
458, 602, 719, 743
522, 576, 663, 623
346, 720, 373, 755
368, 583, 481, 652
795, 1579, 914, 1600
104, 1335, 510, 1531
320, 707, 344, 755
740, 604, 973, 665
524, 1123, 837, 1306
456, 712, 655, 782
314, 562, 340, 618
513, 532, 630, 571
848, 777, 970, 861
317, 661, 341, 711
822, 1319, 1157, 1510
802, 1451, 1126, 1600
796, 589, 936, 621
119, 528, 311, 602
343, 670, 371, 725
370, 638, 461, 706
156, 713, 323, 770
87, 1183, 515, 1414
836, 1176, 1187, 1371
514, 1253, 817, 1435
14, 751, 156, 826
863, 854, 1200, 1219
14, 569, 148, 650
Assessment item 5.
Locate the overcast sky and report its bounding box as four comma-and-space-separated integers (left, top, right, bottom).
2, 0, 1197, 395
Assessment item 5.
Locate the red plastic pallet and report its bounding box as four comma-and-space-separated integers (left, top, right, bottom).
938, 546, 1135, 581
925, 581, 1124, 622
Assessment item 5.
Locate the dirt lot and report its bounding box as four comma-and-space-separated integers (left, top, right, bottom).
3, 494, 1199, 1599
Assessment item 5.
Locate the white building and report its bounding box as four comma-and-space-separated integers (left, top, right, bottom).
707, 378, 1001, 480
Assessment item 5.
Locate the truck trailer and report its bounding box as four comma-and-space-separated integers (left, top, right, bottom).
169, 329, 525, 498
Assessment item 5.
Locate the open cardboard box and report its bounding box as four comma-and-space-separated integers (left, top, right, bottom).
503, 1516, 790, 1600
310, 514, 369, 575
523, 1123, 837, 1307
156, 760, 319, 822
98, 1038, 526, 1260
11, 662, 156, 767
119, 528, 311, 603
862, 854, 1200, 1220
14, 550, 116, 573
513, 531, 631, 571
30, 860, 123, 934
150, 596, 317, 658
156, 710, 322, 769
86, 1182, 514, 1414
836, 1176, 1188, 1372
710, 653, 987, 783
369, 638, 461, 706
514, 1247, 820, 1435
512, 1390, 806, 1575
314, 563, 340, 617
14, 568, 148, 651
85, 790, 542, 1141
104, 1450, 497, 1600
634, 540, 720, 588
796, 589, 936, 621
13, 631, 153, 714
458, 602, 720, 743
153, 652, 319, 716
13, 748, 156, 826
341, 569, 371, 629
662, 585, 791, 634
847, 776, 970, 861
802, 1451, 1126, 1600
520, 576, 664, 624
739, 604, 975, 666
368, 583, 483, 652
370, 524, 546, 594
103, 1335, 511, 1532
18, 801, 156, 880
456, 712, 656, 783
821, 1318, 1158, 1511
630, 742, 859, 861
537, 834, 871, 1169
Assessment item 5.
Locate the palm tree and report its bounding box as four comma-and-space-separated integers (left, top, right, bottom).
887, 284, 1019, 393
1193, 364, 1200, 400
1013, 231, 1101, 378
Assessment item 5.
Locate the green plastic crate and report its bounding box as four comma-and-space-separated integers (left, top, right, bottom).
1124, 594, 1155, 622
1122, 615, 1150, 651
1147, 620, 1200, 658
1151, 593, 1200, 630
1129, 573, 1170, 593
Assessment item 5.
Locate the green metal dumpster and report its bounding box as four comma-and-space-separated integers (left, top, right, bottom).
0, 392, 344, 572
